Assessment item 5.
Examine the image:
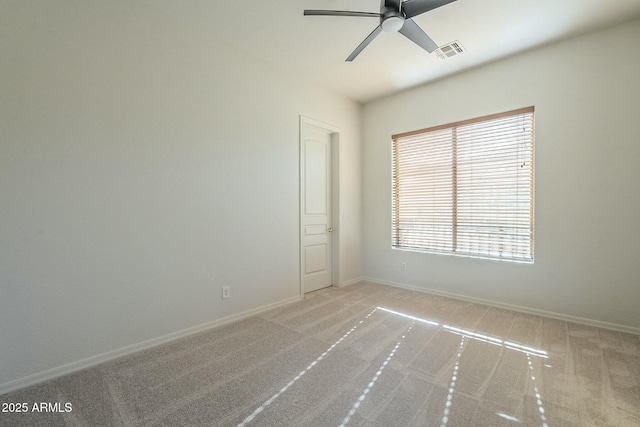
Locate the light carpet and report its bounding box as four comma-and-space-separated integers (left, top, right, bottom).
1, 281, 639, 426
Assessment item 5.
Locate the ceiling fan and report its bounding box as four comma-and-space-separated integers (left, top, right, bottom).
304, 0, 457, 61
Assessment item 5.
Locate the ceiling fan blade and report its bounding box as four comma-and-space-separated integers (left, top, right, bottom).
304, 10, 381, 18
401, 0, 457, 19
398, 18, 438, 53
346, 25, 383, 61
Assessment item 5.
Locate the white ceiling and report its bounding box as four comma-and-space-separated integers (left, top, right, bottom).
205, 0, 640, 103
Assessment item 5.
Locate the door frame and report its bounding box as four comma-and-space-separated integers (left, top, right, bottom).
299, 116, 340, 297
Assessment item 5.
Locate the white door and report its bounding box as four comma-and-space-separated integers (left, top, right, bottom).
301, 122, 333, 293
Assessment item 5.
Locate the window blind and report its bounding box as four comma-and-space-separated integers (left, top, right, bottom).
392, 107, 534, 262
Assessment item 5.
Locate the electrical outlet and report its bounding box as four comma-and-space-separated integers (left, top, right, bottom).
401, 262, 407, 271
222, 286, 230, 299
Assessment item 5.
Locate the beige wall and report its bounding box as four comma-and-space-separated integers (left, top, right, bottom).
362, 18, 640, 332
0, 2, 362, 390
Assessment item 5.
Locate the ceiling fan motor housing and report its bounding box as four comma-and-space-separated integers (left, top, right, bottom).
381, 8, 405, 32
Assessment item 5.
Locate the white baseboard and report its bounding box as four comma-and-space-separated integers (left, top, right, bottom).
363, 276, 640, 336
338, 276, 365, 288
0, 294, 303, 396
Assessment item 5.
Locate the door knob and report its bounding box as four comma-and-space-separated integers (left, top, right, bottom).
328, 227, 333, 233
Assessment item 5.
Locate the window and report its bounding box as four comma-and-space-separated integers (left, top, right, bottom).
392, 107, 534, 262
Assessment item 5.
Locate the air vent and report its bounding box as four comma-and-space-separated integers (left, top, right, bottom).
436, 41, 465, 60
